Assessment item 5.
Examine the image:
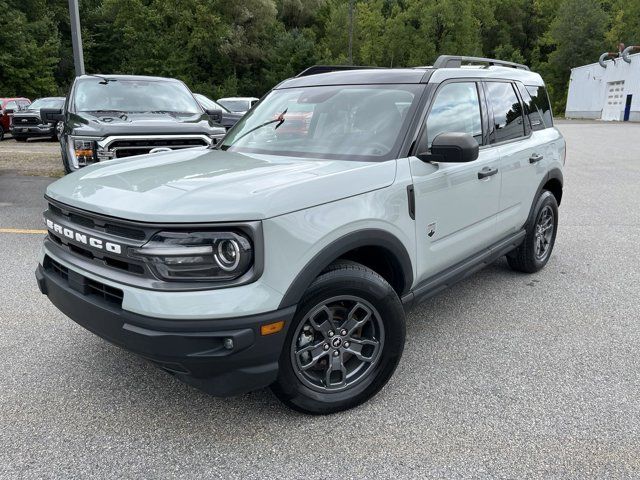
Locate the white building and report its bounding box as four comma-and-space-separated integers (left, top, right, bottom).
566, 51, 640, 121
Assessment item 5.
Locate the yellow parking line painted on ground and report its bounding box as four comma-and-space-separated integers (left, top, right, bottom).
0, 228, 47, 234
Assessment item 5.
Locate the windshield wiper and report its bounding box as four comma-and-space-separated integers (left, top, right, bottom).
85, 75, 117, 85
227, 108, 287, 145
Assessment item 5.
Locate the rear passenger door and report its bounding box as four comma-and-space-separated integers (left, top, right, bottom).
409, 81, 502, 283
484, 81, 548, 237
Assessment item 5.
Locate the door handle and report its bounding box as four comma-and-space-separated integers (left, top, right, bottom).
478, 166, 498, 180
529, 153, 544, 164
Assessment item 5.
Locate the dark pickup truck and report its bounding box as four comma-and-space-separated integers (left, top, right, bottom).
41, 75, 226, 173
11, 97, 66, 142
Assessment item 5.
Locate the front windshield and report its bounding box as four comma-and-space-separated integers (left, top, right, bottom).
29, 98, 64, 110
218, 99, 251, 112
74, 78, 202, 114
221, 85, 420, 161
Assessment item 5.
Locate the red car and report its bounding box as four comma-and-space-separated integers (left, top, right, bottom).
0, 97, 31, 140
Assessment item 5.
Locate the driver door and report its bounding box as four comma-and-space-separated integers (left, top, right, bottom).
409, 81, 502, 284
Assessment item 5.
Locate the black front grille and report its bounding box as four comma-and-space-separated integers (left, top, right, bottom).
13, 116, 39, 125
45, 256, 124, 306
51, 203, 146, 241
46, 200, 150, 279
49, 231, 145, 275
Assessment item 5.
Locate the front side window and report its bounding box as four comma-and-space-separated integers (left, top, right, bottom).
486, 82, 525, 143
221, 84, 421, 161
423, 82, 482, 148
5, 101, 17, 111
73, 78, 202, 114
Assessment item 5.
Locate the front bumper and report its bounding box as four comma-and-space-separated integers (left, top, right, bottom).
36, 263, 295, 396
11, 125, 55, 137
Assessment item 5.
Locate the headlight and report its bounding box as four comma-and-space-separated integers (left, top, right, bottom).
132, 231, 253, 282
74, 139, 95, 163
68, 136, 103, 168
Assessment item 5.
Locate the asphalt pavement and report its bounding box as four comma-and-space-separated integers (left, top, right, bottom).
1, 121, 639, 479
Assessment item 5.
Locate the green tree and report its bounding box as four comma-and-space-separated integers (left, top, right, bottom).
540, 0, 608, 112
0, 0, 60, 98
607, 0, 640, 48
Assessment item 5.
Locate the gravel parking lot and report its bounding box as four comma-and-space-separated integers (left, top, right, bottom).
0, 138, 63, 177
1, 120, 639, 479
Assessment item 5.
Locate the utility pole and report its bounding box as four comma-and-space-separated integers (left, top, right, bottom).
69, 0, 85, 76
348, 0, 354, 65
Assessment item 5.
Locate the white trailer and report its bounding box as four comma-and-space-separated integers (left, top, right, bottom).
566, 50, 640, 122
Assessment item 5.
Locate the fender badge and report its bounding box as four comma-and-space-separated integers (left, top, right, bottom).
427, 222, 436, 238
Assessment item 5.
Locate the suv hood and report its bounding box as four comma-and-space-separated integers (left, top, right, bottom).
68, 111, 224, 136
46, 148, 397, 222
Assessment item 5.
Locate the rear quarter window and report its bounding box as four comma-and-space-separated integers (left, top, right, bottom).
522, 85, 553, 130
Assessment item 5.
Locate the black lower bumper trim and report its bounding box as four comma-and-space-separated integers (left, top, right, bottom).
36, 264, 296, 396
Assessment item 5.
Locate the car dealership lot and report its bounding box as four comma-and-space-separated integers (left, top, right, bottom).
1, 121, 639, 478
0, 138, 62, 177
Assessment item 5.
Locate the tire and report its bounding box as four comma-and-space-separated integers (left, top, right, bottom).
271, 260, 406, 414
14, 136, 27, 142
507, 190, 559, 273
0, 128, 4, 141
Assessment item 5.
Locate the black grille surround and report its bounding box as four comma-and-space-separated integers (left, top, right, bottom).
43, 197, 265, 292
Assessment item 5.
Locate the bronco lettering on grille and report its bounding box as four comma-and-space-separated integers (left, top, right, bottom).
45, 218, 122, 254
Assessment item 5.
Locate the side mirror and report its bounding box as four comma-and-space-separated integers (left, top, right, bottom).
205, 108, 223, 123
417, 132, 479, 163
41, 108, 64, 123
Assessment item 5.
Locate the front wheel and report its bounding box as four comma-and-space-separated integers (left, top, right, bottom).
507, 190, 559, 273
271, 261, 406, 414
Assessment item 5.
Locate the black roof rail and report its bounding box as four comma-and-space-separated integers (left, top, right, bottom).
433, 55, 530, 71
296, 65, 385, 77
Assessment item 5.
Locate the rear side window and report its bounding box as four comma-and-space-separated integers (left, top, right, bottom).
485, 82, 525, 143
424, 82, 483, 148
523, 85, 553, 130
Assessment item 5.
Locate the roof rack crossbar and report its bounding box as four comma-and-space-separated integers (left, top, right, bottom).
433, 55, 530, 71
296, 65, 385, 77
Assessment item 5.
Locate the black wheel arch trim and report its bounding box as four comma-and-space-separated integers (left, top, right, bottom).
526, 168, 563, 226
278, 229, 414, 309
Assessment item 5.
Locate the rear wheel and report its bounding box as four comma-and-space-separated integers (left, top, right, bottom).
271, 261, 405, 414
0, 128, 4, 141
14, 136, 27, 142
507, 190, 558, 273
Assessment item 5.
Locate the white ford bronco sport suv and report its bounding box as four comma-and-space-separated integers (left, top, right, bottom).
36, 56, 565, 414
